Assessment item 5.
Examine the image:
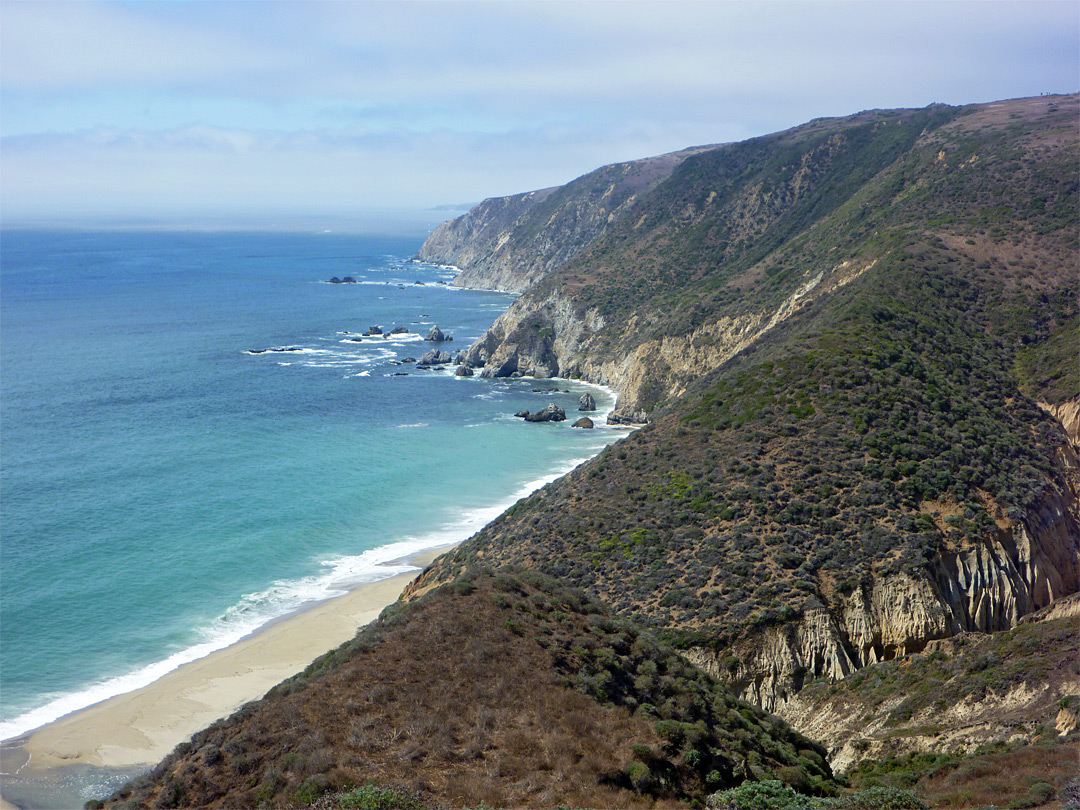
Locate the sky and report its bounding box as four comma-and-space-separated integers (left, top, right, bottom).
1, 0, 1077, 228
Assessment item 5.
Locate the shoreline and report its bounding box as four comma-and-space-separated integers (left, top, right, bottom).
0, 378, 626, 809
3, 544, 453, 780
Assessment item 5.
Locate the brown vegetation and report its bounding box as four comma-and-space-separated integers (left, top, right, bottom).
99, 571, 833, 809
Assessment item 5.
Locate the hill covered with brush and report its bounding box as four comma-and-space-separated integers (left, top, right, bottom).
412, 93, 1079, 768
100, 94, 1078, 809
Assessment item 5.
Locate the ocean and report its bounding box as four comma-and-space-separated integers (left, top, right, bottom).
0, 229, 620, 768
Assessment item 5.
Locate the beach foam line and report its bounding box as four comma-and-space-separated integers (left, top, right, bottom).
0, 397, 626, 744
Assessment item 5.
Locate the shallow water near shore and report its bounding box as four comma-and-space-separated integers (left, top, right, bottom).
0, 227, 623, 786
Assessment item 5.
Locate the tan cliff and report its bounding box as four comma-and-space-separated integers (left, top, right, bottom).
460, 257, 876, 423
774, 596, 1080, 771
685, 475, 1078, 717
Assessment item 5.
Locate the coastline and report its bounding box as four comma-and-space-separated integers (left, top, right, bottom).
2, 545, 452, 782
0, 378, 626, 809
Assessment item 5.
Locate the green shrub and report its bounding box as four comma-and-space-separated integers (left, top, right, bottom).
625, 760, 655, 792
817, 786, 929, 810
337, 783, 425, 809
294, 773, 331, 805
707, 780, 815, 810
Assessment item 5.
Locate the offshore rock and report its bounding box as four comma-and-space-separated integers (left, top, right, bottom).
454, 365, 473, 377
418, 349, 452, 366
523, 403, 566, 423
572, 417, 594, 429
426, 325, 451, 342
579, 393, 596, 411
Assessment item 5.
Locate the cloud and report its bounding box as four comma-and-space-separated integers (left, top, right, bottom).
1, 0, 1076, 223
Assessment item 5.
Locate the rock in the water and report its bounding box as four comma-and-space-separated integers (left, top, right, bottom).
362, 326, 383, 336
342, 276, 356, 283
386, 325, 409, 335
523, 402, 566, 423
454, 350, 468, 364
329, 277, 342, 283
514, 409, 530, 418
572, 417, 595, 429
454, 364, 473, 377
426, 325, 446, 341
579, 393, 596, 411
418, 349, 453, 366
402, 357, 416, 363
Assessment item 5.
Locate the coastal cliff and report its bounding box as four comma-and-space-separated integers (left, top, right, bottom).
414, 94, 1080, 715
416, 147, 711, 292
100, 95, 1079, 808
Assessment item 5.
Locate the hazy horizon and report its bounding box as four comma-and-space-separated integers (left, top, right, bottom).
2, 1, 1077, 227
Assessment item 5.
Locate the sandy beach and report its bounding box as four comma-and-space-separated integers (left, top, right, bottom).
6, 546, 453, 776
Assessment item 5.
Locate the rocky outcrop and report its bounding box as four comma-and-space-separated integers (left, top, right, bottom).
687, 491, 1079, 714
426, 325, 451, 342
416, 148, 712, 292
572, 417, 594, 429
417, 349, 452, 366
517, 403, 566, 423
454, 364, 473, 377
462, 259, 874, 423
773, 602, 1080, 771
1039, 395, 1080, 497
579, 393, 596, 412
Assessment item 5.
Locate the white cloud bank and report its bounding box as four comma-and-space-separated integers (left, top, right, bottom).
2, 0, 1077, 225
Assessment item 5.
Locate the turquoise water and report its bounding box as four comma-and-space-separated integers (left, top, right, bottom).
0, 228, 621, 745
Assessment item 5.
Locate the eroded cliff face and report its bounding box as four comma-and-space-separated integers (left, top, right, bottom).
686, 482, 1079, 715
1039, 395, 1080, 496
774, 597, 1080, 771
461, 258, 875, 423
416, 148, 708, 292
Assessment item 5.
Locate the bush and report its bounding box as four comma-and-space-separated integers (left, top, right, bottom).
707, 780, 815, 810
337, 783, 426, 809
294, 773, 331, 805
818, 787, 929, 810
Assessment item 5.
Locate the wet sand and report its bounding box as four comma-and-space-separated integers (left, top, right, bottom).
9, 546, 452, 774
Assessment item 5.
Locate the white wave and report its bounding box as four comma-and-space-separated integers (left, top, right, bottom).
0, 544, 426, 742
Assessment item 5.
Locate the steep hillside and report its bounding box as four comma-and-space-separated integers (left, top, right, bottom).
782, 596, 1080, 771
416, 146, 713, 292
445, 95, 1077, 424
97, 571, 834, 809
412, 95, 1079, 722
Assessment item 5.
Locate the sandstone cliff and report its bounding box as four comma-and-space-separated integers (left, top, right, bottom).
686, 484, 1079, 714
772, 598, 1079, 771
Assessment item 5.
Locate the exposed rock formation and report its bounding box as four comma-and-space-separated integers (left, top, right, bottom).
687, 493, 1079, 714
417, 349, 452, 366
416, 147, 714, 292
579, 393, 596, 411
522, 403, 566, 423
572, 417, 594, 429
425, 325, 451, 342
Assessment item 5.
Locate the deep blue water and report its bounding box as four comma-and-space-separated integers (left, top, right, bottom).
0, 228, 620, 749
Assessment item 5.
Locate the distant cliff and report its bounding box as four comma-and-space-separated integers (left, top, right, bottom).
415, 147, 712, 292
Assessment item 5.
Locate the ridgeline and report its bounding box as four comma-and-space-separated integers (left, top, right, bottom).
101, 94, 1078, 809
